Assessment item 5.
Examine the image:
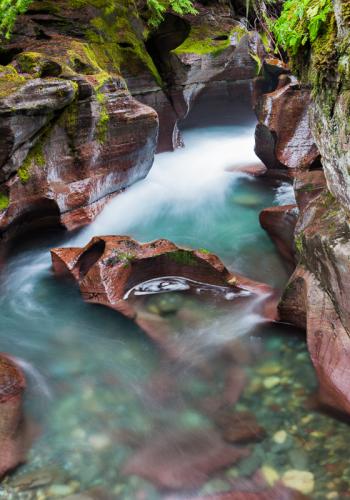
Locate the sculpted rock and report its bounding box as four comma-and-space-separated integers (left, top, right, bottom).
122, 428, 250, 489
280, 266, 350, 414
0, 77, 76, 180
255, 77, 319, 171
294, 170, 326, 212
0, 1, 161, 252
147, 2, 264, 144
0, 354, 28, 478
51, 236, 276, 352
279, 189, 350, 414
259, 204, 298, 266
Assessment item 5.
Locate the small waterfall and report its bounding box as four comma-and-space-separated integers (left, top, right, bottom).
73, 125, 258, 246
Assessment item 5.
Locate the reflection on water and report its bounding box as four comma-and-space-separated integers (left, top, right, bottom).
0, 115, 348, 499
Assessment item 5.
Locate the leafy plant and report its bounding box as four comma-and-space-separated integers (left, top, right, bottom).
0, 0, 33, 39
272, 0, 333, 56
0, 0, 197, 39
146, 0, 197, 28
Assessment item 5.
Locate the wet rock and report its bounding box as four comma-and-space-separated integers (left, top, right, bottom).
254, 78, 319, 171
227, 163, 267, 177
279, 190, 350, 415
0, 78, 76, 179
146, 2, 264, 148
51, 236, 275, 354
279, 265, 350, 415
10, 465, 67, 490
0, 353, 28, 478
223, 366, 248, 406
259, 204, 298, 265
122, 428, 250, 489
0, 78, 158, 250
0, 5, 160, 254
294, 170, 326, 212
214, 411, 266, 444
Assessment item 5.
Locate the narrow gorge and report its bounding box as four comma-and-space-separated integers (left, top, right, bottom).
0, 0, 349, 499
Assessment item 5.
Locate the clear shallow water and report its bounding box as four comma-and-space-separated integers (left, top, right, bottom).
0, 120, 348, 499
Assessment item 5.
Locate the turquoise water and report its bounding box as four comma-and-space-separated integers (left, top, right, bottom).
0, 113, 348, 499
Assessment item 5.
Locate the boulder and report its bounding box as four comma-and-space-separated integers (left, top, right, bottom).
0, 354, 28, 478
122, 428, 250, 489
51, 236, 276, 353
254, 77, 319, 171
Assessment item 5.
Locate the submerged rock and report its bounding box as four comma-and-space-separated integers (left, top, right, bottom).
51, 235, 276, 354
122, 428, 250, 489
0, 353, 28, 478
214, 410, 266, 444
185, 483, 310, 499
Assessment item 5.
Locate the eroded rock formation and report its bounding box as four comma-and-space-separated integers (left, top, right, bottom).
51, 235, 276, 354
254, 75, 319, 172
0, 354, 28, 478
256, 2, 350, 416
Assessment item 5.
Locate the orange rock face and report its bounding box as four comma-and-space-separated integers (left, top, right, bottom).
51, 236, 276, 354
254, 77, 319, 171
0, 353, 28, 478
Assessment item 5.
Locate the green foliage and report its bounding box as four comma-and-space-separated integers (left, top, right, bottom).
0, 192, 9, 211
0, 0, 197, 39
146, 0, 197, 28
272, 0, 333, 56
0, 0, 33, 39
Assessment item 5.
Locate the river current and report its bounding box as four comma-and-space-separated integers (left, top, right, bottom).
0, 100, 348, 499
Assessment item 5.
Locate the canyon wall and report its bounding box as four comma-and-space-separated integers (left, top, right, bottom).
255, 0, 350, 416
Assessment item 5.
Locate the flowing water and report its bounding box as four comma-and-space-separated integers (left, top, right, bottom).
0, 99, 349, 499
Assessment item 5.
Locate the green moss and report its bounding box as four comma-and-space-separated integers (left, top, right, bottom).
295, 234, 304, 254
173, 25, 246, 57
309, 12, 337, 91
105, 250, 135, 266
16, 51, 42, 75
198, 248, 211, 254
168, 250, 198, 266
68, 0, 162, 86
0, 193, 9, 211
0, 65, 26, 98
94, 90, 109, 143
18, 140, 46, 184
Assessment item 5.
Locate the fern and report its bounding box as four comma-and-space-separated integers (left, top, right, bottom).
147, 0, 197, 28
0, 0, 198, 39
272, 0, 333, 56
0, 0, 33, 39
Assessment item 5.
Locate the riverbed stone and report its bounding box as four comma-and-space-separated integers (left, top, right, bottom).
282, 470, 315, 495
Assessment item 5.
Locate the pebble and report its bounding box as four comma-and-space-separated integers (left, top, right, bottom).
261, 465, 280, 486
47, 484, 77, 497
282, 469, 315, 495
263, 376, 280, 389
273, 430, 287, 444
88, 434, 110, 450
